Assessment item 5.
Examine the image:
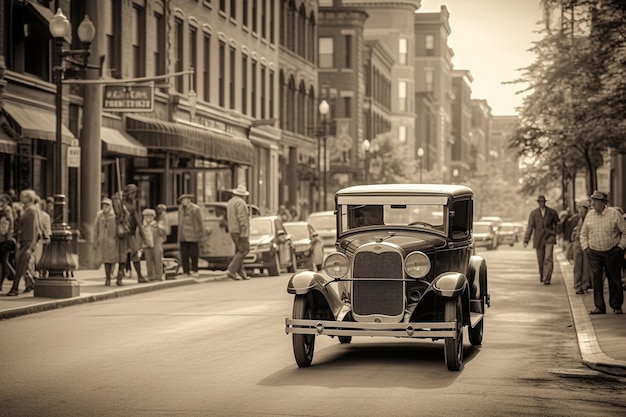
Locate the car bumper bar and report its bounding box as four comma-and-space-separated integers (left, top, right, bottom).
285, 318, 459, 339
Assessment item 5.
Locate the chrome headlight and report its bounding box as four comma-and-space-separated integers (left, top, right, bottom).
323, 252, 349, 279
405, 251, 431, 278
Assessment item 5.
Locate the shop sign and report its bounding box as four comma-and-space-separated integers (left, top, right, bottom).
103, 84, 154, 112
68, 139, 80, 168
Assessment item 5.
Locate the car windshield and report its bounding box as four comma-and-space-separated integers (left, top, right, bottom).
250, 219, 273, 237
308, 214, 335, 231
474, 223, 492, 233
338, 203, 446, 234
284, 224, 309, 240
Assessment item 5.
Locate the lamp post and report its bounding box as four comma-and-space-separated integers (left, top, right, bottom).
319, 100, 330, 211
452, 168, 459, 184
362, 139, 371, 183
417, 147, 424, 183
36, 9, 95, 298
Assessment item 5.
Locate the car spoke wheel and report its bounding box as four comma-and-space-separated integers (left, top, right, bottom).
444, 297, 463, 371
268, 252, 280, 276
292, 295, 315, 367
287, 249, 297, 273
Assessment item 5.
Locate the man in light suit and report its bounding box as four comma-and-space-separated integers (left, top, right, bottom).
523, 195, 560, 285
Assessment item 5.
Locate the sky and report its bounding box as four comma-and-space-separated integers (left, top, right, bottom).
420, 0, 545, 115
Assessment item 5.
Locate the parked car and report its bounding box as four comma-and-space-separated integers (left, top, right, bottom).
244, 215, 297, 276
285, 184, 490, 371
163, 202, 261, 269
284, 221, 324, 271
498, 222, 519, 246
473, 221, 499, 250
306, 210, 336, 251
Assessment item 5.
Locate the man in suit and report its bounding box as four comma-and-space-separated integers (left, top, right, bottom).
6, 190, 39, 296
523, 195, 560, 285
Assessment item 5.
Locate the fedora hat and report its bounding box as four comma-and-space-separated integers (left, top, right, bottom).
590, 190, 608, 201
536, 195, 547, 202
232, 184, 249, 196
123, 184, 138, 194
177, 193, 194, 202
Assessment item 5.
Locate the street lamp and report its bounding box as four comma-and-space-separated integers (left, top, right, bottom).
37, 9, 95, 297
452, 168, 459, 184
417, 147, 424, 183
362, 139, 379, 184
319, 100, 330, 211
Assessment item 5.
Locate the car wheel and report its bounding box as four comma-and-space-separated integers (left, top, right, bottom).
287, 249, 297, 273
444, 297, 464, 371
338, 336, 352, 344
468, 317, 484, 346
268, 252, 280, 276
292, 294, 315, 367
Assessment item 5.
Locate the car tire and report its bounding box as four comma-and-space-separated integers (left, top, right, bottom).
287, 249, 297, 273
292, 294, 315, 367
268, 251, 281, 276
444, 297, 464, 371
468, 317, 483, 346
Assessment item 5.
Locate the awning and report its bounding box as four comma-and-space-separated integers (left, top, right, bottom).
126, 114, 255, 166
2, 102, 75, 144
26, 1, 72, 44
101, 127, 148, 157
0, 129, 17, 154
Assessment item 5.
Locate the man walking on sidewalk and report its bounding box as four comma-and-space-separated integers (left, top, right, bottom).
226, 185, 250, 280
580, 191, 626, 315
523, 195, 559, 285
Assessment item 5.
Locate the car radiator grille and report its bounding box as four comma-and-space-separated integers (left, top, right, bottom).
352, 251, 404, 316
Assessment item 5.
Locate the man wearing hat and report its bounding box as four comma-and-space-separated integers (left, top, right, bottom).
580, 191, 626, 314
177, 194, 203, 277
226, 184, 250, 280
570, 200, 592, 294
523, 194, 560, 285
112, 183, 148, 283
94, 198, 123, 286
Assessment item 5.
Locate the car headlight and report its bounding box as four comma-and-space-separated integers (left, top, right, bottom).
324, 252, 349, 279
405, 251, 430, 278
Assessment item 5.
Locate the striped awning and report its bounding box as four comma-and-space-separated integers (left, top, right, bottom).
2, 101, 75, 144
101, 127, 147, 157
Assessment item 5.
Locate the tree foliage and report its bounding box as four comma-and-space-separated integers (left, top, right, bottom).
509, 0, 626, 196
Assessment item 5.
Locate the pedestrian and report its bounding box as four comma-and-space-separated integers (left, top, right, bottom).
6, 189, 39, 296
112, 184, 148, 283
0, 214, 16, 291
94, 198, 123, 286
226, 184, 250, 280
278, 204, 291, 222
45, 196, 54, 219
571, 200, 592, 294
0, 194, 15, 236
523, 194, 560, 285
33, 195, 51, 278
580, 191, 626, 315
177, 194, 203, 277
289, 204, 299, 221
141, 208, 165, 281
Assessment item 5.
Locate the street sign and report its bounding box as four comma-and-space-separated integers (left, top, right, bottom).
67, 145, 80, 168
103, 84, 154, 112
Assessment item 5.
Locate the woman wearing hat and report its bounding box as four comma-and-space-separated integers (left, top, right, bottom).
94, 198, 123, 286
523, 194, 560, 285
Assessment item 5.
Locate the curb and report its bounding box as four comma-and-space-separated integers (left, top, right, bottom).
556, 251, 626, 377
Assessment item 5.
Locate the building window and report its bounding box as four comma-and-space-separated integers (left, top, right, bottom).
242, 0, 249, 27
270, 0, 275, 43
175, 17, 184, 92
319, 37, 334, 68
344, 97, 351, 118
203, 33, 211, 102
398, 81, 407, 112
426, 35, 434, 56
132, 5, 145, 78
251, 59, 258, 118
219, 0, 226, 13
219, 41, 225, 106
425, 69, 434, 92
241, 54, 248, 114
252, 0, 258, 33
399, 38, 408, 65
230, 0, 236, 19
261, 0, 267, 39
190, 26, 198, 94
344, 35, 352, 68
105, 0, 122, 78
260, 65, 266, 118
399, 126, 407, 143
229, 46, 236, 109
269, 69, 275, 119
153, 10, 166, 77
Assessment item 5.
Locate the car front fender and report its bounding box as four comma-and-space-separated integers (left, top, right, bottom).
432, 272, 468, 298
287, 270, 345, 319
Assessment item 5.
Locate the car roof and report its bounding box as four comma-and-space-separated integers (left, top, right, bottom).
335, 184, 473, 199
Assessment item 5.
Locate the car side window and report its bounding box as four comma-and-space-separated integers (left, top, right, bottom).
451, 199, 471, 239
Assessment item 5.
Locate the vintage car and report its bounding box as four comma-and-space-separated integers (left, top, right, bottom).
284, 221, 324, 271
244, 215, 298, 276
306, 211, 337, 251
473, 220, 499, 250
163, 202, 261, 269
498, 222, 519, 246
285, 184, 490, 371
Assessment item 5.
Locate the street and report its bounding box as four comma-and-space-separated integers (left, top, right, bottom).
1, 244, 625, 417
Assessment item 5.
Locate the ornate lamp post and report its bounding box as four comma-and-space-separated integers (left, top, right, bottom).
36, 9, 96, 298
417, 147, 424, 183
318, 100, 330, 211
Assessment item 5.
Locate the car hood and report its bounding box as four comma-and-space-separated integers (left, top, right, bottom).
337, 229, 447, 254
250, 235, 273, 245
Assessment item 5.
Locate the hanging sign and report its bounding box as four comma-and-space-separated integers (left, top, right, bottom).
67, 139, 80, 168
103, 84, 154, 112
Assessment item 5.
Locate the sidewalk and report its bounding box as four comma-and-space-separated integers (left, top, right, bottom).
0, 260, 228, 320
1, 252, 625, 376
555, 250, 626, 377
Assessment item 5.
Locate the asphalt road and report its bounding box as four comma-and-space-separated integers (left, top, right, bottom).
1, 244, 625, 416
